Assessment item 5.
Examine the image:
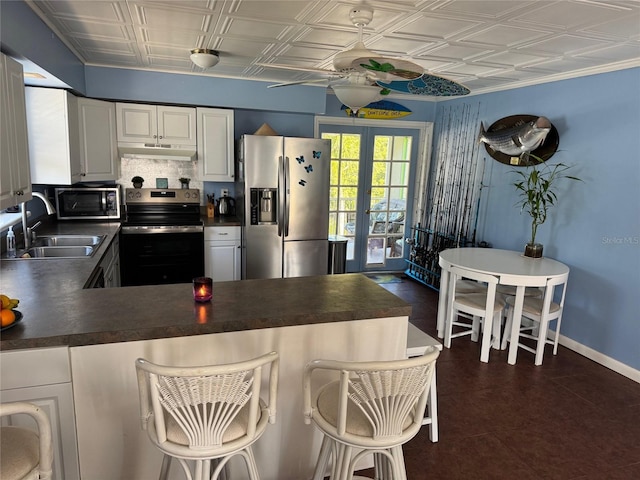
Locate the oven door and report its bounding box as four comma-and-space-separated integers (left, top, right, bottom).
119, 226, 204, 286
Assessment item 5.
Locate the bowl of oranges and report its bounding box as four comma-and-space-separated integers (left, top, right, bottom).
1, 294, 22, 331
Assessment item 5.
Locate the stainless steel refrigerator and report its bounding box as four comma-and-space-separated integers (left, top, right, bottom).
236, 134, 331, 279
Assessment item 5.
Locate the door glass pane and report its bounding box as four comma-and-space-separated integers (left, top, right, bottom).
366, 135, 411, 266
323, 132, 361, 261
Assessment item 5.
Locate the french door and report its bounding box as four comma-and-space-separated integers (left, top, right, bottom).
320, 123, 421, 272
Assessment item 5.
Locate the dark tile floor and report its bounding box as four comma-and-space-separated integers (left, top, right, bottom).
358, 274, 640, 480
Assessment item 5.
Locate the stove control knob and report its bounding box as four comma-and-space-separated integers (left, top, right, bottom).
135, 191, 142, 199
192, 191, 199, 200
185, 192, 191, 199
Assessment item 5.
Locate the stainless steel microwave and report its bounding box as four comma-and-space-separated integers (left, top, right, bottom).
55, 187, 121, 220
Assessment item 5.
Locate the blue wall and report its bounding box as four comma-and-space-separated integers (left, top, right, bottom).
435, 68, 640, 370
0, 0, 86, 93
85, 66, 328, 114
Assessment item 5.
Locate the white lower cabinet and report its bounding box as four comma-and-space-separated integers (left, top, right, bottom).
204, 226, 241, 281
0, 347, 80, 480
100, 235, 120, 288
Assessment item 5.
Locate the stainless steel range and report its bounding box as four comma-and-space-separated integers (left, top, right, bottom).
119, 188, 204, 286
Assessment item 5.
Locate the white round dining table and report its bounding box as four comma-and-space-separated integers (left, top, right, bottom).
437, 248, 570, 364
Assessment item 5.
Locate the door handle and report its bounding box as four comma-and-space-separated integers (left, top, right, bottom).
284, 156, 290, 237
278, 156, 284, 237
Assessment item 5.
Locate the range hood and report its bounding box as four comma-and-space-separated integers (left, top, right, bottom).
118, 143, 197, 161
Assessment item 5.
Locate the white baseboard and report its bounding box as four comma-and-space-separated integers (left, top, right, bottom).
558, 334, 640, 383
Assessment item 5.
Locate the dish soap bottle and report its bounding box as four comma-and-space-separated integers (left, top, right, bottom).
6, 226, 16, 258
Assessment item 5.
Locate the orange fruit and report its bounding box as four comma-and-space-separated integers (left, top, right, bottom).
1, 309, 15, 327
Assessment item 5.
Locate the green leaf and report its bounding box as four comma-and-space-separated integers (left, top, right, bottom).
509, 159, 582, 244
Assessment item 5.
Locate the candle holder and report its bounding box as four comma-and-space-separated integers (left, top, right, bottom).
193, 277, 213, 302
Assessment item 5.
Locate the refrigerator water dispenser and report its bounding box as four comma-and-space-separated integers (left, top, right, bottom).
250, 188, 277, 224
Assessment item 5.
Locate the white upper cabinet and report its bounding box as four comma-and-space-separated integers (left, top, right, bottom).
77, 98, 119, 181
26, 89, 119, 184
25, 87, 82, 185
1, 53, 32, 209
197, 107, 235, 181
116, 103, 196, 146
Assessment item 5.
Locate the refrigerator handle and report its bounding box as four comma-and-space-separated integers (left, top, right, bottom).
284, 156, 290, 237
278, 156, 285, 237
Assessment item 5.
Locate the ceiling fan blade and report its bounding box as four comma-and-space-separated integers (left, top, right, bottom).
256, 62, 342, 76
267, 78, 330, 88
352, 57, 423, 81
376, 73, 470, 96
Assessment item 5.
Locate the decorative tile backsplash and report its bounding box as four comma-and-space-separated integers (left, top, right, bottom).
117, 158, 203, 193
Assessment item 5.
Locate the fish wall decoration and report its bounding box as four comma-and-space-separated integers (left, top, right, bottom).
478, 115, 559, 166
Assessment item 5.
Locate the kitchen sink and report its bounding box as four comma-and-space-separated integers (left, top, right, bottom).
33, 235, 105, 247
23, 246, 95, 258
2, 234, 106, 259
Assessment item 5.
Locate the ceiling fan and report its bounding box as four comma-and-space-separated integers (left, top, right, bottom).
257, 3, 470, 111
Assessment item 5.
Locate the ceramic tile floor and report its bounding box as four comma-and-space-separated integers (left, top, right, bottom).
355, 274, 640, 479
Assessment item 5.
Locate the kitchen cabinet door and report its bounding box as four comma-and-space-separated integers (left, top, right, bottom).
157, 105, 197, 146
116, 103, 196, 146
1, 384, 80, 480
0, 53, 32, 209
78, 98, 119, 181
205, 226, 241, 281
93, 235, 120, 288
104, 235, 120, 288
115, 103, 156, 143
197, 107, 234, 181
0, 347, 80, 480
25, 87, 82, 185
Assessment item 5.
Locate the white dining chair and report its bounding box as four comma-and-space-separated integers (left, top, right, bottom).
496, 285, 543, 297
0, 401, 54, 480
456, 278, 488, 294
501, 272, 569, 365
135, 351, 279, 480
444, 266, 506, 363
303, 349, 439, 480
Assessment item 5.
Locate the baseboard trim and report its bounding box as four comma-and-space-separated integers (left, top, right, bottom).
558, 334, 640, 383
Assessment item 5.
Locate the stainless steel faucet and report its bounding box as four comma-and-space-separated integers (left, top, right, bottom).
27, 221, 42, 244
32, 192, 56, 215
21, 192, 57, 249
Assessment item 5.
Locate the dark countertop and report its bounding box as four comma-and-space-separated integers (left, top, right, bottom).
1, 218, 409, 350
0, 219, 122, 291
201, 214, 241, 227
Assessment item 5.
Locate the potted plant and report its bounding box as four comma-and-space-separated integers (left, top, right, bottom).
179, 177, 190, 189
131, 176, 144, 188
512, 158, 581, 258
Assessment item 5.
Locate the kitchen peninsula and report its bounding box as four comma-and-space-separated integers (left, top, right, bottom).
1, 240, 411, 479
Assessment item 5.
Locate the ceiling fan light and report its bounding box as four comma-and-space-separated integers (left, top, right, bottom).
190, 49, 219, 69
332, 84, 380, 112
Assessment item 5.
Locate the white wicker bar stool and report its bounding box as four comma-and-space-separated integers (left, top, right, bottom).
0, 401, 53, 480
135, 351, 279, 480
303, 349, 439, 480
